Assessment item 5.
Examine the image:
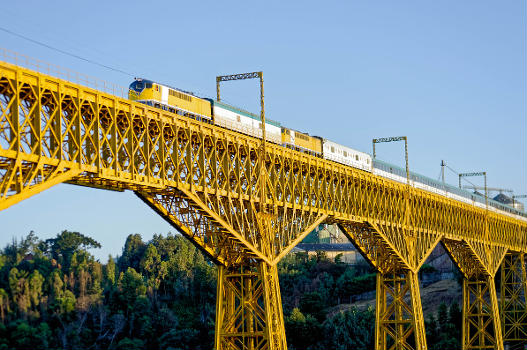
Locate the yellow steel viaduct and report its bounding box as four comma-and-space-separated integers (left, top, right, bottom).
0, 58, 526, 350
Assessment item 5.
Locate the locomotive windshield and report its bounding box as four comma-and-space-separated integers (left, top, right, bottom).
129, 80, 152, 92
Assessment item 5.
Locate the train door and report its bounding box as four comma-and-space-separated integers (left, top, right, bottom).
161, 86, 169, 105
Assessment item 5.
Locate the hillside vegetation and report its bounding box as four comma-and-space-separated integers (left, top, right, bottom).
0, 231, 461, 349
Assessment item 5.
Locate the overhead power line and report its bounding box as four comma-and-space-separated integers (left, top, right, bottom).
445, 165, 479, 188
0, 26, 133, 77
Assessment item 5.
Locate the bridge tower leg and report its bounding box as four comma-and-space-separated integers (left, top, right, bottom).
339, 222, 428, 350
463, 276, 504, 350
500, 252, 527, 347
215, 262, 287, 350
375, 270, 427, 350
443, 239, 505, 350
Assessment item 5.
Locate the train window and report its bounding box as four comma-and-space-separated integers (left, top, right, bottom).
331, 146, 335, 152
237, 116, 241, 122
356, 155, 359, 161
297, 133, 309, 141
146, 83, 152, 88
167, 89, 192, 102
136, 82, 144, 90
343, 151, 347, 157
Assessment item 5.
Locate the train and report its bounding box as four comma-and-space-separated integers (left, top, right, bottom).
128, 78, 527, 221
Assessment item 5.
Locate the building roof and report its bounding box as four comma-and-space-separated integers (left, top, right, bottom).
493, 193, 513, 204
296, 243, 356, 252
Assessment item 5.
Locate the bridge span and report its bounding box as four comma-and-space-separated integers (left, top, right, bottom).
0, 59, 526, 350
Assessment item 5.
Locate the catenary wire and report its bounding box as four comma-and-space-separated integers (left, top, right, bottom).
0, 26, 134, 77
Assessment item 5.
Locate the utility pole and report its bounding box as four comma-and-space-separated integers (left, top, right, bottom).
440, 160, 446, 185
216, 72, 267, 211
372, 136, 409, 185
512, 194, 527, 209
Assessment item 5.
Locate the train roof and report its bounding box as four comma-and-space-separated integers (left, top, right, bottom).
208, 99, 281, 127
280, 127, 323, 139
321, 138, 371, 156
373, 159, 524, 215
132, 78, 198, 98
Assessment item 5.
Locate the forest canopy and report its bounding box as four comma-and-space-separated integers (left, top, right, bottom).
0, 231, 460, 350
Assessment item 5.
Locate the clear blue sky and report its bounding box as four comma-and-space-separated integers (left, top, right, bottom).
0, 0, 525, 261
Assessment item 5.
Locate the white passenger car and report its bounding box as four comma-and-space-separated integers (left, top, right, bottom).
322, 139, 372, 171
210, 100, 282, 144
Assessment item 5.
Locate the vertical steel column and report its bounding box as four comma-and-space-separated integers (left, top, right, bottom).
215, 262, 287, 350
260, 262, 287, 350
500, 252, 527, 345
215, 265, 224, 349
375, 270, 426, 350
375, 273, 385, 350
409, 272, 427, 350
489, 276, 504, 350
463, 277, 504, 350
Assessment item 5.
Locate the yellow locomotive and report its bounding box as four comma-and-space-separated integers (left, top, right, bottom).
128, 78, 212, 121
281, 127, 322, 156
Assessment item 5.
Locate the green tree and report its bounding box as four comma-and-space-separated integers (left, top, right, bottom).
0, 289, 9, 323
336, 269, 375, 301
50, 270, 64, 299
285, 308, 323, 350
117, 267, 146, 316
140, 244, 167, 292
44, 231, 101, 271
119, 234, 146, 271
35, 322, 51, 349
105, 255, 117, 286
158, 327, 201, 350
299, 292, 325, 321
319, 308, 375, 350
28, 270, 44, 309
88, 261, 103, 297
0, 323, 7, 349
447, 303, 462, 348
449, 302, 462, 330
57, 290, 76, 318
425, 315, 439, 346
8, 268, 30, 318
116, 337, 145, 350
437, 303, 448, 328
10, 320, 38, 350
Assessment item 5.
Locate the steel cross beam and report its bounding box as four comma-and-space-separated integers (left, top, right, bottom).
216, 71, 262, 101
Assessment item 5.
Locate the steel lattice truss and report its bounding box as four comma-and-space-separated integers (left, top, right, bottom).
500, 253, 527, 343
1, 61, 526, 350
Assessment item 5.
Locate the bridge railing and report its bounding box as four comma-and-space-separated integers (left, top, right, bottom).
0, 47, 128, 98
